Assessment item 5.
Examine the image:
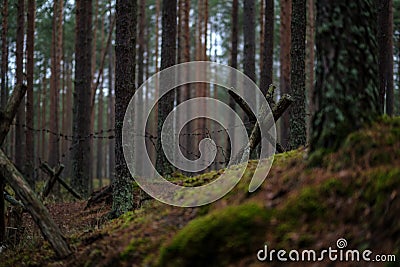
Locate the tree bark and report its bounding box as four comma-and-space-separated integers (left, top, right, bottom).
15, 0, 25, 174
113, 0, 137, 216
260, 0, 274, 95
228, 0, 239, 160
107, 4, 115, 182
49, 0, 63, 171
25, 0, 36, 188
311, 0, 380, 152
72, 0, 93, 197
279, 0, 291, 148
289, 0, 307, 149
155, 0, 177, 176
1, 0, 8, 110
306, 0, 315, 141
378, 0, 394, 115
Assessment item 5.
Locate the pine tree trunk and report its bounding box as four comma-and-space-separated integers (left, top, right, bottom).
41, 64, 48, 164
306, 0, 315, 141
378, 0, 394, 115
72, 0, 93, 197
137, 0, 146, 176
49, 0, 63, 170
311, 0, 380, 152
1, 0, 8, 110
0, 0, 8, 243
25, 0, 35, 188
113, 0, 137, 216
155, 0, 177, 176
15, 0, 25, 174
289, 0, 306, 149
243, 0, 256, 139
228, 0, 239, 160
107, 6, 115, 181
260, 0, 274, 95
96, 88, 104, 188
279, 0, 291, 149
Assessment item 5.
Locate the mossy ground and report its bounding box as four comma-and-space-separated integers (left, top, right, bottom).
1, 117, 399, 266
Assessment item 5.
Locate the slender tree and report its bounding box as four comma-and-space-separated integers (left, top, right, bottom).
49, 0, 63, 173
72, 0, 93, 197
228, 0, 239, 159
306, 0, 315, 139
15, 0, 25, 173
113, 0, 137, 216
25, 0, 36, 187
0, 0, 7, 243
155, 0, 177, 176
0, 1, 9, 241
136, 0, 146, 175
289, 0, 306, 149
311, 0, 380, 152
260, 0, 274, 95
378, 0, 394, 115
243, 0, 256, 83
1, 0, 8, 110
107, 4, 115, 181
279, 0, 292, 148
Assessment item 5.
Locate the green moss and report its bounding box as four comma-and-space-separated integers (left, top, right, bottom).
157, 202, 271, 267
120, 237, 150, 261
363, 168, 400, 210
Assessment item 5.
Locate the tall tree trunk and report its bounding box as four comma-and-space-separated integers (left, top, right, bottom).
0, 0, 7, 242
260, 0, 274, 95
136, 0, 146, 176
243, 0, 256, 140
72, 0, 93, 197
113, 0, 137, 216
243, 0, 256, 83
279, 0, 291, 149
0, 0, 9, 243
25, 0, 35, 187
289, 0, 306, 149
378, 0, 394, 115
306, 0, 315, 141
1, 0, 8, 110
41, 63, 48, 164
155, 0, 177, 176
259, 0, 265, 86
49, 0, 63, 170
228, 0, 239, 160
107, 4, 115, 181
63, 60, 73, 178
311, 0, 379, 152
15, 0, 25, 175
96, 88, 104, 188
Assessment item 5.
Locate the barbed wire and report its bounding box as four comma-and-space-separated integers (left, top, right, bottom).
11, 118, 265, 171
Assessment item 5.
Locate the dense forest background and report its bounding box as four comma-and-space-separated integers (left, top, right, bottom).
0, 0, 399, 197
0, 0, 399, 265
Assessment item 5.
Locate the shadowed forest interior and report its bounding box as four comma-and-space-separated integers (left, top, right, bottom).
0, 0, 399, 266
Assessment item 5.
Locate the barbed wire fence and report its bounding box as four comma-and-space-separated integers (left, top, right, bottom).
9, 118, 267, 181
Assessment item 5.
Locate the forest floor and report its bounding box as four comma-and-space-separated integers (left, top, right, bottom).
1, 116, 400, 266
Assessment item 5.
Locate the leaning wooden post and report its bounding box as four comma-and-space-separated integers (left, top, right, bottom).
40, 163, 83, 200
0, 84, 71, 258
40, 164, 64, 201
0, 84, 26, 245
0, 150, 72, 258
